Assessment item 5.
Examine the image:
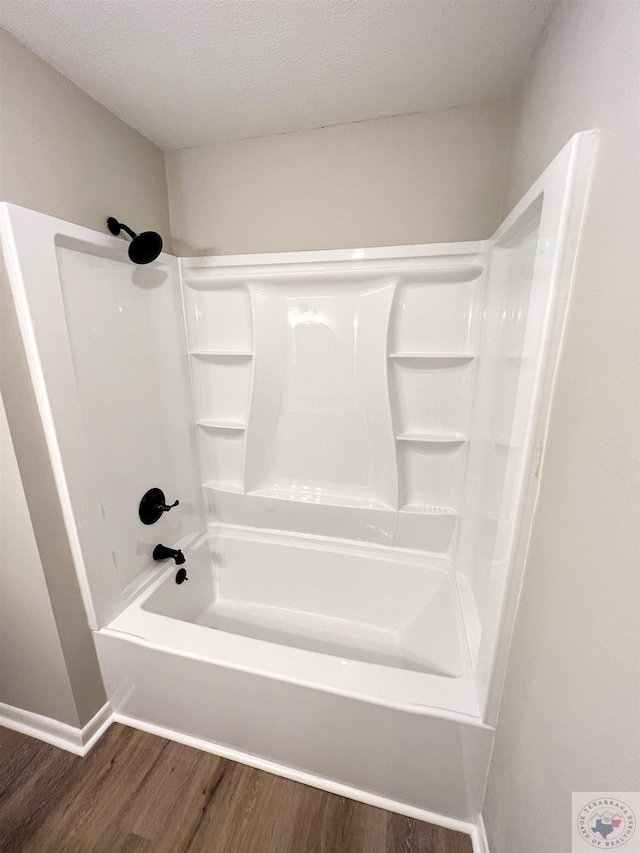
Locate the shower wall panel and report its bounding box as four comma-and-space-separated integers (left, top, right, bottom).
181, 248, 485, 553
457, 214, 541, 631
0, 206, 207, 626
55, 244, 204, 605
456, 203, 545, 712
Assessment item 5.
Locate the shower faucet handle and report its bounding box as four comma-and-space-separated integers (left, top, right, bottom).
160, 498, 179, 512
139, 488, 179, 524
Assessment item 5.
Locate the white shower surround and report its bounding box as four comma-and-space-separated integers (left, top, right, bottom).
0, 132, 595, 838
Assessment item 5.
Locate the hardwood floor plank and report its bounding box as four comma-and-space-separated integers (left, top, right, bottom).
132, 752, 232, 853
125, 739, 226, 842
185, 760, 301, 853
291, 786, 389, 853
110, 834, 155, 853
0, 730, 79, 853
0, 724, 473, 853
0, 728, 66, 801
387, 812, 473, 853
436, 825, 476, 853
19, 725, 168, 852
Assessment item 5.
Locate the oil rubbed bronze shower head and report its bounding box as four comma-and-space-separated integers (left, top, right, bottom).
107, 217, 163, 264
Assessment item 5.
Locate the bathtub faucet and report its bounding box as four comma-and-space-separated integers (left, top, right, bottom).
152, 544, 186, 565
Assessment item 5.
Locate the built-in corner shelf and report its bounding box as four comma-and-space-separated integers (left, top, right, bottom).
396, 432, 466, 446
189, 350, 253, 359
203, 482, 244, 495
197, 420, 246, 432
388, 353, 475, 363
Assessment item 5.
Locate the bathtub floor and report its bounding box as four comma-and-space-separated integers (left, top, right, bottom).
0, 723, 473, 853
195, 598, 459, 675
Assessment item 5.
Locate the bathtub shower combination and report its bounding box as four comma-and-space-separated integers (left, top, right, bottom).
1, 133, 594, 831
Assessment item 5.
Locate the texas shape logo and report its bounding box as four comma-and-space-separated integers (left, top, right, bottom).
577, 798, 636, 847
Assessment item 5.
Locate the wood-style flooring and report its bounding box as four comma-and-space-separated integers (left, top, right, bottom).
0, 723, 473, 853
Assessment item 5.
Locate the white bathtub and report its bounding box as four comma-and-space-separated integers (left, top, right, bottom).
95, 526, 492, 824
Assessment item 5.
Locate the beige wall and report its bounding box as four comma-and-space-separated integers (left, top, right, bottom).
0, 28, 170, 237
0, 397, 79, 725
165, 100, 513, 256
483, 3, 640, 851
0, 28, 171, 726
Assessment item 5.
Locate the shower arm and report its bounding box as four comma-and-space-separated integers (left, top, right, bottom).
106, 217, 163, 265
118, 223, 136, 240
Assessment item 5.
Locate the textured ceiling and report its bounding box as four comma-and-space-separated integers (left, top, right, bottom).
0, 1, 553, 151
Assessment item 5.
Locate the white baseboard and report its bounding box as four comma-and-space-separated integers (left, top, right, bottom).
0, 703, 487, 849
115, 712, 481, 845
0, 699, 112, 756
472, 814, 491, 853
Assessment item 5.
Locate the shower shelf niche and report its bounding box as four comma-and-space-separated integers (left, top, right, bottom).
198, 425, 245, 493
190, 353, 253, 422
183, 280, 253, 352
386, 272, 480, 549
185, 280, 255, 502
397, 442, 466, 511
